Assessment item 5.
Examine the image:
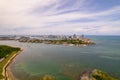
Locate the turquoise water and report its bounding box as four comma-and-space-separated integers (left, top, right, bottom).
0, 36, 120, 80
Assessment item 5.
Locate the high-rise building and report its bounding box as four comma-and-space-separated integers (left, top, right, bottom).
81, 34, 84, 38
73, 34, 77, 39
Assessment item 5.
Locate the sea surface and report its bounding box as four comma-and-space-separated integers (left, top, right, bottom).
0, 36, 120, 80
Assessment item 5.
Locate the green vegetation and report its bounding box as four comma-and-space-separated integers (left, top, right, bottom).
0, 45, 20, 79
50, 40, 83, 44
91, 69, 117, 80
0, 45, 20, 59
43, 39, 93, 45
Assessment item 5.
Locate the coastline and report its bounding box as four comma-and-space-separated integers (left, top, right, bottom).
2, 48, 23, 80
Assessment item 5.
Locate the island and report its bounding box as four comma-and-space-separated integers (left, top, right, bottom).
0, 45, 21, 80
18, 34, 95, 46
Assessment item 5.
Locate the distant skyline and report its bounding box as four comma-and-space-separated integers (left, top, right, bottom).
0, 0, 120, 35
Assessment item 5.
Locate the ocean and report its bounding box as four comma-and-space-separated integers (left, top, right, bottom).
0, 35, 120, 80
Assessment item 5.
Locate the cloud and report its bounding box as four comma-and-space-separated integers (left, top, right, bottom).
0, 0, 120, 35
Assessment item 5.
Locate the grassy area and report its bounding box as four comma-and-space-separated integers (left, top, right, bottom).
0, 45, 20, 79
0, 45, 20, 58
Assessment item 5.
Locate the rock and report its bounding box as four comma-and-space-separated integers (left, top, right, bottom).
79, 69, 117, 80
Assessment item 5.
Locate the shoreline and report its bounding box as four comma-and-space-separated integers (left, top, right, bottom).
2, 48, 23, 80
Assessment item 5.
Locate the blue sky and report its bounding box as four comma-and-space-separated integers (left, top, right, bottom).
0, 0, 120, 35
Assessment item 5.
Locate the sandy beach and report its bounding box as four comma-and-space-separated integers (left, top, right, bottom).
2, 49, 23, 80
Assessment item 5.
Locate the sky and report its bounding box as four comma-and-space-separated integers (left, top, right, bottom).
0, 0, 120, 35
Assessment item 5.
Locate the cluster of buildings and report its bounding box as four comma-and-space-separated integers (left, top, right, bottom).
18, 34, 85, 41
60, 34, 92, 44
